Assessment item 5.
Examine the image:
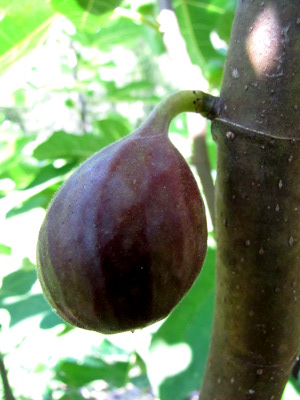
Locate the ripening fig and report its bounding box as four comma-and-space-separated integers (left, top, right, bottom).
37, 91, 214, 334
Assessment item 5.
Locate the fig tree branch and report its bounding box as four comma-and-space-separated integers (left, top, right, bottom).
199, 1, 300, 399
192, 131, 216, 227
0, 353, 15, 400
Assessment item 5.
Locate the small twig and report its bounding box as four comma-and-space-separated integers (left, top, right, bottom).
158, 0, 173, 11
0, 353, 15, 400
192, 131, 215, 228
78, 93, 87, 132
69, 41, 88, 133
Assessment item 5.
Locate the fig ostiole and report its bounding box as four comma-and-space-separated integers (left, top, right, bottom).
36, 90, 216, 334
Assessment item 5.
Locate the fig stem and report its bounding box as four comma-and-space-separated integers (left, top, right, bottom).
139, 90, 219, 136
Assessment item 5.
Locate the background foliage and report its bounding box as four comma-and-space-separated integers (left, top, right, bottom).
0, 1, 299, 399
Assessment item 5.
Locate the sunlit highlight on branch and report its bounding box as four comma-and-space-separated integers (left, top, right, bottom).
246, 5, 280, 77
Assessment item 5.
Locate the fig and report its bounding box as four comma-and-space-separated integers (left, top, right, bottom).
37, 90, 213, 334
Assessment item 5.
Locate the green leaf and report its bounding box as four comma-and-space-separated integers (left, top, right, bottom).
130, 373, 151, 391
215, 0, 237, 42
57, 393, 83, 400
6, 185, 58, 217
129, 352, 151, 389
24, 162, 77, 190
75, 0, 123, 15
1, 294, 51, 326
174, 0, 235, 86
103, 80, 160, 102
5, 158, 71, 217
33, 131, 107, 161
98, 338, 131, 358
4, 176, 63, 219
0, 263, 36, 299
148, 247, 216, 400
0, 270, 36, 298
4, 161, 76, 215
0, 133, 38, 189
55, 357, 129, 388
0, 243, 12, 255
0, 0, 56, 75
73, 15, 151, 49
50, 0, 113, 33
95, 114, 131, 144
40, 310, 66, 329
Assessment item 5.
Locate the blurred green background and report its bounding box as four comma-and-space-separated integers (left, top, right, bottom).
0, 1, 299, 399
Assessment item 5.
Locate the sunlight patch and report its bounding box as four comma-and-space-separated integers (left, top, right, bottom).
246, 5, 281, 77
149, 340, 192, 387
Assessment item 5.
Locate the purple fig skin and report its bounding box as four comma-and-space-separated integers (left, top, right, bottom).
37, 127, 207, 334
